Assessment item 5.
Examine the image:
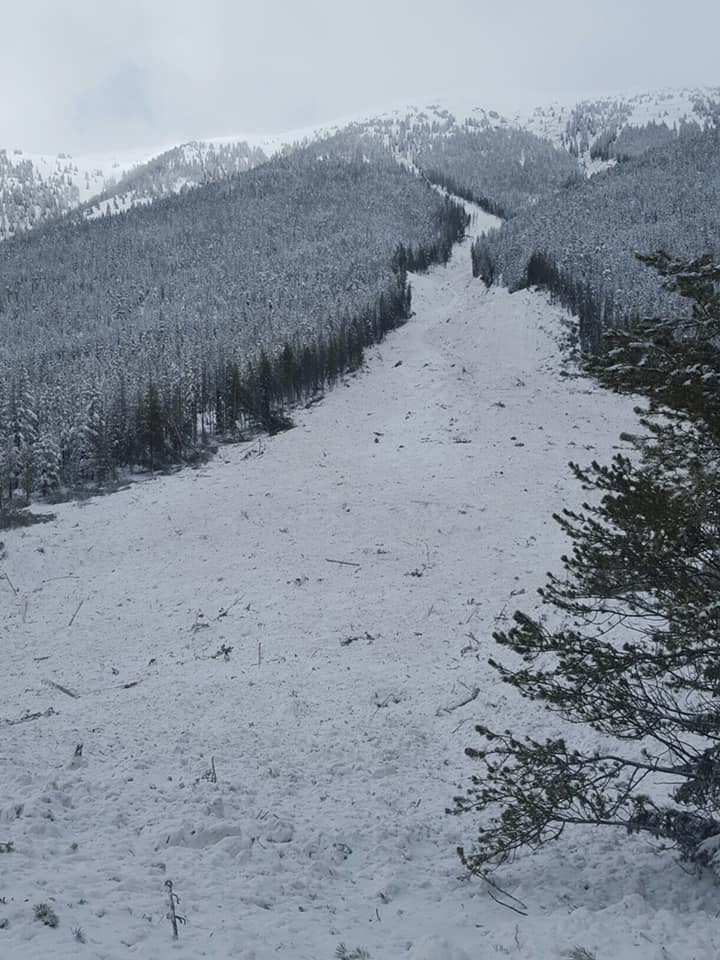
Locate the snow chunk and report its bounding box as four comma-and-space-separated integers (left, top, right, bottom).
407, 937, 471, 960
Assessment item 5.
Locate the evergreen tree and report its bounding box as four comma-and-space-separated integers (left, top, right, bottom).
142, 383, 165, 471
16, 378, 38, 499
34, 432, 61, 496
452, 253, 720, 879
589, 251, 720, 429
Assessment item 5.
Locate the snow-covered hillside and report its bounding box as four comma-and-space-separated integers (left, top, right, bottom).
3, 209, 718, 959
518, 86, 719, 143
516, 85, 720, 170
0, 139, 270, 239
2, 84, 718, 239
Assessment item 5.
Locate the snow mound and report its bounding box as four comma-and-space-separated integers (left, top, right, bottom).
407, 937, 471, 960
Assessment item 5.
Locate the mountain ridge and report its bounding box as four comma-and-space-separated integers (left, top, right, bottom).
2, 84, 717, 241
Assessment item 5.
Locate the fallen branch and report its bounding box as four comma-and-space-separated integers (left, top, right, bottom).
436, 685, 480, 716
68, 599, 84, 628
374, 691, 402, 709
325, 558, 361, 568
340, 632, 374, 647
2, 707, 56, 727
481, 872, 528, 916
43, 679, 79, 699
214, 596, 244, 621
2, 572, 17, 596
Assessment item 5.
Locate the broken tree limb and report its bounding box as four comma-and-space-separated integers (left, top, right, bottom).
436, 685, 480, 716
325, 558, 361, 568
43, 679, 79, 699
68, 599, 84, 627
2, 572, 17, 596
214, 595, 244, 621
2, 707, 56, 727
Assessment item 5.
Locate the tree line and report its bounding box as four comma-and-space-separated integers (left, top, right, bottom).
0, 135, 467, 504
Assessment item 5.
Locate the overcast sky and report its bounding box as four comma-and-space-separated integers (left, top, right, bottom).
3, 0, 719, 154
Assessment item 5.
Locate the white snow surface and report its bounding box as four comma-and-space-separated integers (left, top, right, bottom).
514, 85, 720, 143
2, 214, 719, 959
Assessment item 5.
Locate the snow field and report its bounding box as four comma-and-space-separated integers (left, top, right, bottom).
1, 216, 718, 959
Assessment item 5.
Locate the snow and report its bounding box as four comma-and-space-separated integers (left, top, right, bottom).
515, 86, 715, 140
2, 212, 719, 959
14, 148, 150, 204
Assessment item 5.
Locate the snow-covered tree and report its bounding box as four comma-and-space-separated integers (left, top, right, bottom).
34, 431, 61, 497
453, 253, 720, 878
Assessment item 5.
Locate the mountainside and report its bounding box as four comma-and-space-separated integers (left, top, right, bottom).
2, 82, 719, 494
2, 85, 718, 243
0, 148, 106, 239
518, 85, 720, 166
3, 75, 720, 960
343, 104, 580, 217
7, 220, 717, 960
471, 122, 720, 346
78, 139, 270, 221
0, 134, 466, 495
0, 138, 272, 240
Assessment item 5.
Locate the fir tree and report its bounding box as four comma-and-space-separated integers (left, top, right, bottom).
34, 432, 61, 497
16, 378, 38, 500
142, 383, 165, 471
452, 252, 720, 879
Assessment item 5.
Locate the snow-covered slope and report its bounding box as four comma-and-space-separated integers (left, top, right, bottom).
516, 86, 720, 171
518, 86, 720, 143
0, 139, 272, 238
2, 84, 718, 240
3, 209, 718, 959
0, 148, 102, 238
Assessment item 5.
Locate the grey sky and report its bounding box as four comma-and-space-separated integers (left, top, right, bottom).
4, 0, 719, 153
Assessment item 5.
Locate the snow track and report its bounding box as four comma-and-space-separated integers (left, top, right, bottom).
2, 218, 718, 959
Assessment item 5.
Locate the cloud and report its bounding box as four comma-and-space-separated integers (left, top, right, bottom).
69, 62, 155, 149
0, 0, 717, 153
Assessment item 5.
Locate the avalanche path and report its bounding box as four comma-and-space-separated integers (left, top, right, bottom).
2, 211, 718, 959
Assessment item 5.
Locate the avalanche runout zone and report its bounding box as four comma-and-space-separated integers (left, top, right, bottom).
1, 208, 718, 959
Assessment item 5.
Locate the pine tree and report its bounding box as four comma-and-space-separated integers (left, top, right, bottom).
16, 378, 39, 499
0, 385, 13, 509
452, 252, 720, 879
142, 383, 165, 471
34, 432, 61, 497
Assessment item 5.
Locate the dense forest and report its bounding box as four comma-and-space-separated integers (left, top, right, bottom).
470, 124, 720, 348
351, 107, 581, 217
409, 125, 581, 217
78, 139, 270, 220
0, 134, 466, 503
